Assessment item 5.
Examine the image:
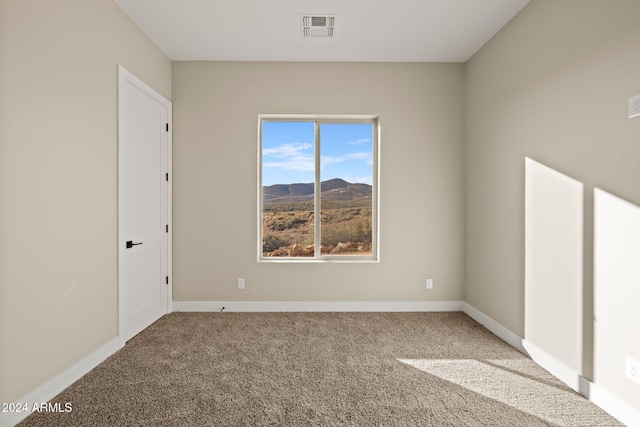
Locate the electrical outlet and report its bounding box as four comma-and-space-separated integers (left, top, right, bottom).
237, 278, 245, 290
626, 356, 640, 384
629, 94, 640, 118
426, 278, 433, 290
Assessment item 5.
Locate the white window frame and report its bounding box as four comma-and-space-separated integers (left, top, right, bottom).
257, 114, 380, 262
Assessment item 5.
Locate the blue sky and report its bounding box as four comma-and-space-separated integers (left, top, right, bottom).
262, 121, 373, 186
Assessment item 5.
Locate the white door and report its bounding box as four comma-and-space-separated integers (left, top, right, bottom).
118, 65, 172, 346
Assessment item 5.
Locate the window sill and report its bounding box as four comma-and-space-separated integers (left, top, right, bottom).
258, 256, 379, 264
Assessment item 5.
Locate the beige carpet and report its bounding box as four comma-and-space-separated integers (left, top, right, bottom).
19, 312, 622, 426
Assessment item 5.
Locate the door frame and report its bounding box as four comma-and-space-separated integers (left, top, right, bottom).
117, 64, 172, 348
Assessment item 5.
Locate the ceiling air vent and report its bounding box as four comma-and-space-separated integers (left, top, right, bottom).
301, 14, 335, 38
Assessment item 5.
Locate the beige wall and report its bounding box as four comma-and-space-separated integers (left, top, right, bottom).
172, 62, 465, 303
0, 0, 171, 403
465, 0, 640, 409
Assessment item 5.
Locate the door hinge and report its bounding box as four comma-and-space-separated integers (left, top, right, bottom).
166, 224, 169, 233
166, 123, 169, 132
165, 173, 169, 181
166, 276, 169, 285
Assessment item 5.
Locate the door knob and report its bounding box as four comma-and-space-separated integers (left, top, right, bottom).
126, 241, 143, 249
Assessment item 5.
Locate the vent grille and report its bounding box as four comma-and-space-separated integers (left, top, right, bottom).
301, 14, 336, 38
311, 16, 326, 27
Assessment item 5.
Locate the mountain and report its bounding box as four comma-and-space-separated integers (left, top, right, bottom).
263, 178, 371, 202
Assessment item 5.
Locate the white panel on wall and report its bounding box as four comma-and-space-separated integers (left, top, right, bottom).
593, 188, 640, 408
525, 158, 583, 372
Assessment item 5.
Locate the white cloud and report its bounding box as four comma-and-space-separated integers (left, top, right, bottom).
263, 143, 314, 171
263, 159, 314, 171
263, 143, 312, 158
321, 152, 370, 165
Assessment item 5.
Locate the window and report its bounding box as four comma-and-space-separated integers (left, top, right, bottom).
258, 115, 379, 261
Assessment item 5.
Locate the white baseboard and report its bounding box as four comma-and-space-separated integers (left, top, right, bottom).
522, 340, 583, 393
0, 338, 119, 427
461, 302, 526, 354
173, 300, 464, 313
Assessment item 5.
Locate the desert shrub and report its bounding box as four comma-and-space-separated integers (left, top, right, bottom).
284, 230, 311, 245
284, 217, 307, 229
321, 223, 349, 247
263, 230, 314, 253
349, 217, 372, 243
266, 216, 308, 231
263, 233, 290, 252
321, 217, 371, 247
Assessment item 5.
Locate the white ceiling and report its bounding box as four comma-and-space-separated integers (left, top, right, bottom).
113, 0, 530, 62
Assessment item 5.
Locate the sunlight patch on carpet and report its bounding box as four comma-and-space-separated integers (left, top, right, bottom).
397, 358, 619, 426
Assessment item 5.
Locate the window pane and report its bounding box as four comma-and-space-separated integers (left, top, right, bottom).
262, 121, 315, 257
319, 123, 374, 255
